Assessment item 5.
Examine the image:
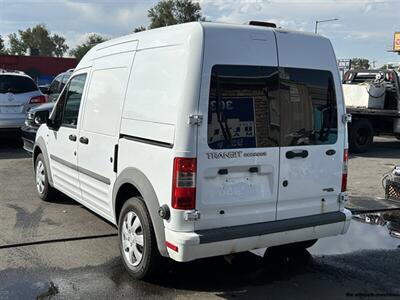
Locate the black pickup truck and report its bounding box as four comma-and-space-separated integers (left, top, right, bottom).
21, 69, 72, 153
21, 102, 55, 152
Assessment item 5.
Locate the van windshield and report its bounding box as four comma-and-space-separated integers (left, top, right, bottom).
207, 65, 338, 149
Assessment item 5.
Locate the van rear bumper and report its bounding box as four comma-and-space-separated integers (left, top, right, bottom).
165, 209, 352, 262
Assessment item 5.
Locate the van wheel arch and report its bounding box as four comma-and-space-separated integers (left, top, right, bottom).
33, 146, 42, 163
32, 139, 54, 187
113, 168, 167, 257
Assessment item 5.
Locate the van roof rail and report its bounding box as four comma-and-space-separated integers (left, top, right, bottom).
247, 21, 277, 28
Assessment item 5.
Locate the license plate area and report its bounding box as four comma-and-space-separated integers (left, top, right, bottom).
0, 106, 22, 113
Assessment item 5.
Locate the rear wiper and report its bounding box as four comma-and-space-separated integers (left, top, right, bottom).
215, 72, 232, 143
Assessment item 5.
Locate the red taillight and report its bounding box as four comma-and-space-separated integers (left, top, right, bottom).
341, 149, 348, 192
172, 157, 196, 210
29, 95, 46, 104
165, 241, 178, 252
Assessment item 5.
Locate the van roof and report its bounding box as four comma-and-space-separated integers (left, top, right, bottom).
77, 21, 326, 70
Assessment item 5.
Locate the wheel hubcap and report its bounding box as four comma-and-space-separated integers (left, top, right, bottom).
35, 160, 45, 194
122, 211, 144, 267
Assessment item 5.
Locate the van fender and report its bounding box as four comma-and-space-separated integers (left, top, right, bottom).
33, 137, 54, 187
113, 167, 167, 256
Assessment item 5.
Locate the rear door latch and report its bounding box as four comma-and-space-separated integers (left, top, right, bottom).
338, 192, 348, 204
342, 113, 352, 124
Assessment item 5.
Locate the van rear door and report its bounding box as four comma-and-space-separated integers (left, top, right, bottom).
275, 31, 345, 220
195, 26, 280, 230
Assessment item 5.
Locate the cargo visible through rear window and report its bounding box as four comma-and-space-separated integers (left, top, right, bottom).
207, 65, 280, 150
207, 65, 338, 149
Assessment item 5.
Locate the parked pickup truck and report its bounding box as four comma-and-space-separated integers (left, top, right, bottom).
343, 69, 400, 153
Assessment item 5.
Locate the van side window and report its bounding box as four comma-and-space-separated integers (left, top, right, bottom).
61, 74, 87, 128
60, 73, 71, 91
207, 65, 280, 149
279, 68, 337, 146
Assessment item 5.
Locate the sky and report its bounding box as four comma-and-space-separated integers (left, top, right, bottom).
0, 0, 399, 67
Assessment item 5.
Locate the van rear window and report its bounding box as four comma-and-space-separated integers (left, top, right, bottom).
207, 65, 280, 149
280, 68, 338, 146
207, 65, 338, 149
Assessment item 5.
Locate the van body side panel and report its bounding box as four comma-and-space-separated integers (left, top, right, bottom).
274, 31, 344, 220
195, 25, 280, 230
119, 23, 204, 233
78, 47, 137, 218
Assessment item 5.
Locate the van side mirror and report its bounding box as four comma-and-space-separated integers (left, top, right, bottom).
46, 118, 60, 131
39, 85, 50, 94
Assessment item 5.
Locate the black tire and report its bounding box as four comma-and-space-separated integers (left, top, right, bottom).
34, 153, 56, 201
395, 134, 400, 141
118, 197, 162, 280
348, 119, 374, 153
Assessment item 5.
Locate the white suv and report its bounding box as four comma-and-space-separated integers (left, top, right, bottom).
0, 70, 46, 134
33, 22, 351, 279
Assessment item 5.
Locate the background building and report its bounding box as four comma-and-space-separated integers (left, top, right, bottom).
0, 55, 77, 85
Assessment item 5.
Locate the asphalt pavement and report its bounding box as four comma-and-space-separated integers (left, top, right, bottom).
1, 137, 400, 299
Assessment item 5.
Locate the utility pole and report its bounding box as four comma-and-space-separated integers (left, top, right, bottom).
315, 18, 339, 34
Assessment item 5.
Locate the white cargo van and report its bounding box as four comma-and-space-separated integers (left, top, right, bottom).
33, 21, 351, 279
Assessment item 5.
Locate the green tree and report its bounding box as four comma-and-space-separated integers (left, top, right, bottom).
379, 64, 400, 70
69, 34, 107, 62
147, 0, 204, 29
351, 58, 370, 70
8, 33, 25, 55
7, 24, 68, 57
0, 35, 7, 54
52, 34, 69, 57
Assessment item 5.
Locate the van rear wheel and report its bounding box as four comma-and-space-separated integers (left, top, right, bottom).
118, 197, 162, 280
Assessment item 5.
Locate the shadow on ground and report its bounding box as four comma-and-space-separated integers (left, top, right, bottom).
0, 138, 29, 160
350, 137, 400, 160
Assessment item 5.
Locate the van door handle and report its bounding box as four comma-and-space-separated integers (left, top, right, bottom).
286, 150, 308, 159
249, 167, 259, 173
79, 136, 89, 144
326, 149, 336, 156
218, 168, 228, 175
69, 134, 77, 142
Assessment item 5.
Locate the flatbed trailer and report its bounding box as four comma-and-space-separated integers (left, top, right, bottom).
343, 69, 400, 153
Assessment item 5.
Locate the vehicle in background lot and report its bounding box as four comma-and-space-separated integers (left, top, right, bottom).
21, 69, 73, 152
32, 21, 351, 280
42, 69, 73, 102
343, 69, 400, 153
21, 103, 54, 153
38, 84, 50, 94
0, 70, 46, 136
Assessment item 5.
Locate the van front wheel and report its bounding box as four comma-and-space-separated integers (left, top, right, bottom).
35, 153, 56, 201
118, 197, 162, 280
